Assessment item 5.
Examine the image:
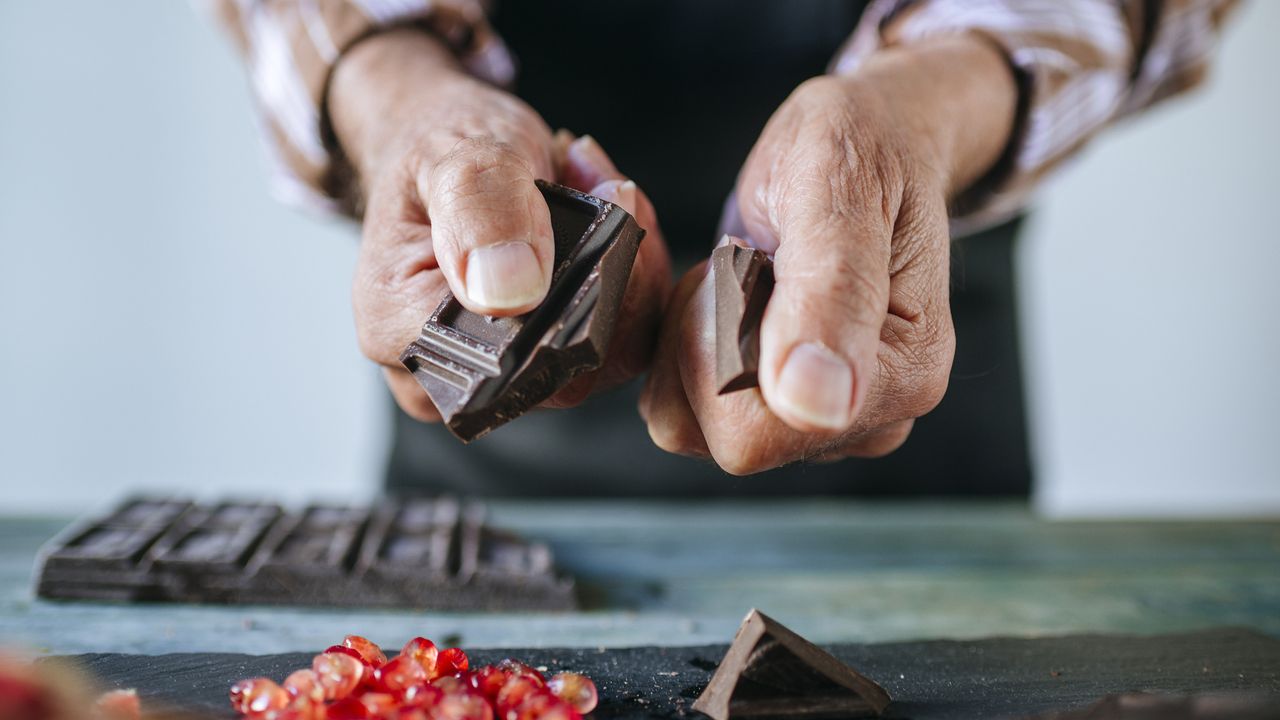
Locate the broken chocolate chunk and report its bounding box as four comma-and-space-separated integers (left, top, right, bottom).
693, 609, 891, 719
399, 180, 645, 442
713, 243, 774, 395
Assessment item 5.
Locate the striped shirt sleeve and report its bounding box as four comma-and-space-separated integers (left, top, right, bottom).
833, 0, 1241, 234
205, 0, 514, 215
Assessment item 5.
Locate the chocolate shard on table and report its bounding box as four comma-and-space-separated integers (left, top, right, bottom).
36, 496, 576, 610
693, 609, 891, 719
713, 243, 774, 395
400, 180, 645, 442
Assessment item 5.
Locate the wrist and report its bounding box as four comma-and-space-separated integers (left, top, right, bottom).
839, 34, 1017, 198
329, 28, 471, 181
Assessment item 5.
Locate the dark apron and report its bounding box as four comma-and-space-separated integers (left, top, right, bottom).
386, 0, 1032, 497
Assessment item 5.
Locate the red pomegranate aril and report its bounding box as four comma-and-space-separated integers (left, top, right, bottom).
361, 691, 400, 715
435, 648, 469, 678
401, 637, 440, 677
343, 635, 389, 668
495, 677, 544, 715
94, 689, 141, 720
546, 672, 598, 714
432, 674, 470, 694
396, 710, 432, 720
229, 678, 290, 716
509, 691, 565, 720
327, 696, 371, 719
402, 682, 444, 708
312, 651, 365, 700
497, 659, 545, 685
433, 689, 494, 720
282, 669, 325, 705
468, 665, 510, 699
374, 655, 429, 694
527, 699, 582, 720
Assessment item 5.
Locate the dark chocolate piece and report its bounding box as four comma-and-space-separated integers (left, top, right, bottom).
36, 496, 576, 610
693, 609, 891, 719
400, 180, 645, 442
713, 244, 774, 395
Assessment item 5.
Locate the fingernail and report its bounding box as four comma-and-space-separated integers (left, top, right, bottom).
774, 342, 854, 430
616, 180, 638, 215
464, 241, 545, 310
571, 135, 613, 172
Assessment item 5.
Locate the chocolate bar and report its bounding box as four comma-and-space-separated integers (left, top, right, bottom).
36, 497, 576, 610
693, 609, 891, 719
713, 243, 774, 394
400, 181, 645, 442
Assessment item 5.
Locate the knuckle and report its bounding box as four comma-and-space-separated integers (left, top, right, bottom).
431, 138, 529, 204
880, 314, 955, 419
706, 429, 773, 476
647, 416, 702, 458
847, 421, 914, 459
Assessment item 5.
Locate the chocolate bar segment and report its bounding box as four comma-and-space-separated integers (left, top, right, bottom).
400, 180, 645, 442
36, 497, 576, 610
714, 244, 775, 395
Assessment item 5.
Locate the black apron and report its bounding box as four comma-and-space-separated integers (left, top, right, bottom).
386, 0, 1032, 497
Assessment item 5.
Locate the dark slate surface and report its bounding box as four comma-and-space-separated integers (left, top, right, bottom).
64, 628, 1280, 719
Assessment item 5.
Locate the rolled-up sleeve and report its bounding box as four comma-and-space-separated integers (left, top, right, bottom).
833, 0, 1241, 234
205, 0, 514, 215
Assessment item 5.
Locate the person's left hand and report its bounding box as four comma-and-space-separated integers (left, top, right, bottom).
640, 35, 1017, 474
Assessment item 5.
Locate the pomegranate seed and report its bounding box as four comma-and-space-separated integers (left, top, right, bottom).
495, 677, 543, 716
509, 691, 568, 720
497, 659, 545, 685
547, 673, 597, 714
327, 644, 375, 670
433, 689, 493, 720
229, 678, 290, 716
526, 698, 582, 720
94, 689, 141, 720
0, 673, 52, 720
401, 637, 439, 677
374, 655, 429, 695
344, 635, 389, 667
396, 710, 432, 720
432, 675, 470, 694
361, 691, 400, 715
468, 665, 510, 699
282, 669, 325, 705
402, 682, 443, 708
312, 652, 365, 700
327, 696, 371, 719
435, 648, 469, 677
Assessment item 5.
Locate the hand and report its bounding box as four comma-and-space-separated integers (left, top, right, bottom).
641, 35, 1017, 474
329, 30, 670, 421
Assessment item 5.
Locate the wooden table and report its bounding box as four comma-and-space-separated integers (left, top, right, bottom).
3, 501, 1277, 655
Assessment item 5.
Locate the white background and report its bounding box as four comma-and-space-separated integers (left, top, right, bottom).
1, 2, 1276, 516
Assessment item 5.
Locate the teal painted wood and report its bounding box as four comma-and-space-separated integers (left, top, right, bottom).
1, 502, 1277, 655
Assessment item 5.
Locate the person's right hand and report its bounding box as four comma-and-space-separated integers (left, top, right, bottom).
328, 29, 671, 422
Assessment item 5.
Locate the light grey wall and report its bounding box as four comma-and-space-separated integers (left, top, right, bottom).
1022, 1, 1280, 516
1, 3, 1275, 515
0, 2, 383, 513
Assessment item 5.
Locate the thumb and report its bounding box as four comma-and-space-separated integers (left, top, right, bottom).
753, 200, 890, 433
421, 137, 555, 316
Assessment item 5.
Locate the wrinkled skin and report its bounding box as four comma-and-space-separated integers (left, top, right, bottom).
329, 29, 1014, 475
640, 36, 1016, 474
329, 30, 671, 422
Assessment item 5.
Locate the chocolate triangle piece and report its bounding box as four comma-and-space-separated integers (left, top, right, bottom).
713, 244, 774, 395
693, 610, 891, 719
399, 180, 645, 442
